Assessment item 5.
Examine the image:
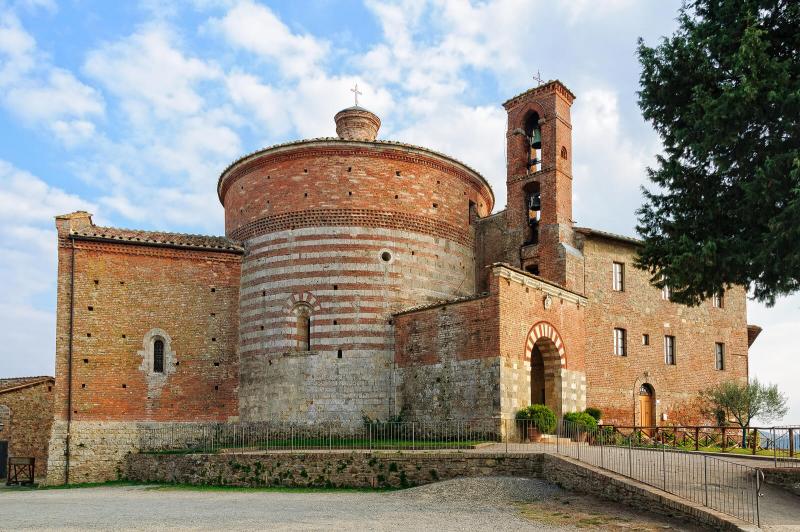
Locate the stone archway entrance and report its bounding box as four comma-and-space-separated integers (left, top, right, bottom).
524, 321, 571, 417
530, 337, 562, 414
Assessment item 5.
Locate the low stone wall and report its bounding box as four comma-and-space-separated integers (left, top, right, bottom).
125, 451, 542, 489
125, 450, 750, 530
761, 467, 800, 497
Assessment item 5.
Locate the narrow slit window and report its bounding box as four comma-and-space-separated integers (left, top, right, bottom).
664, 336, 676, 365
612, 262, 625, 291
153, 339, 164, 373
715, 342, 725, 370
713, 291, 724, 308
613, 328, 627, 356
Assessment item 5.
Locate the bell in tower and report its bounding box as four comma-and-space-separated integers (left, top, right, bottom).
524, 113, 542, 173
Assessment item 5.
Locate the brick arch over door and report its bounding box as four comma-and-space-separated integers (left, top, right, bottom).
524, 321, 566, 368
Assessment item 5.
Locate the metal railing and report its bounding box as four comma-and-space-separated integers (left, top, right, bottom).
600, 425, 799, 468
137, 418, 767, 526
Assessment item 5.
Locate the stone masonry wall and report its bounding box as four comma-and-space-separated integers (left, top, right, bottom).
579, 234, 750, 426
126, 451, 542, 489
124, 451, 742, 529
0, 379, 54, 480
761, 467, 800, 497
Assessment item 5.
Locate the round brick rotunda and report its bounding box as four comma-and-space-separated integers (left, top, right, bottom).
218, 106, 494, 424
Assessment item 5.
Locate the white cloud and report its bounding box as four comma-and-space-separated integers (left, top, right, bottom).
0, 11, 103, 144
85, 25, 220, 119
208, 1, 328, 78
0, 160, 97, 377
5, 68, 104, 123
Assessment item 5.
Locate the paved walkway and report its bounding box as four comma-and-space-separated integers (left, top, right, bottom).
473, 442, 800, 529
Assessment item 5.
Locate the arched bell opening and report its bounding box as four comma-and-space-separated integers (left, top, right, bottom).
523, 112, 542, 174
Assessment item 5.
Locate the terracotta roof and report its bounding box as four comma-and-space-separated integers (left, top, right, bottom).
574, 227, 642, 246
747, 325, 763, 347
0, 376, 53, 394
71, 226, 244, 253
217, 137, 495, 208
393, 292, 491, 316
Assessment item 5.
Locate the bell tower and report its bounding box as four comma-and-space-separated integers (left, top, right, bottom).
503, 80, 581, 291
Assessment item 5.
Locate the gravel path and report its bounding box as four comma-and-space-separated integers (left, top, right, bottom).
0, 477, 698, 531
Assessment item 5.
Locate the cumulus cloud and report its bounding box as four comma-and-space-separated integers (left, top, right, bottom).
0, 11, 103, 145
208, 1, 329, 78
85, 25, 220, 119
0, 160, 96, 377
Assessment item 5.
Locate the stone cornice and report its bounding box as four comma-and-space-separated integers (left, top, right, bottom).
491, 263, 588, 306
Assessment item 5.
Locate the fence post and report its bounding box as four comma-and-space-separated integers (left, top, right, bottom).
505, 419, 508, 454
412, 422, 415, 452
291, 426, 294, 452
703, 455, 708, 507
662, 440, 667, 490
695, 427, 699, 451
773, 428, 777, 468
600, 427, 604, 469
577, 424, 581, 461
752, 428, 756, 455
721, 427, 726, 452
790, 428, 795, 458
556, 420, 560, 455
628, 436, 633, 477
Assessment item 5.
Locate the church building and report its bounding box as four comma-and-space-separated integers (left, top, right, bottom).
46, 80, 759, 484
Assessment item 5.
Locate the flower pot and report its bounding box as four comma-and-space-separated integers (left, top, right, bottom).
527, 426, 543, 443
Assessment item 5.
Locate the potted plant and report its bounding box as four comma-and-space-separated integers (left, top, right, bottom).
515, 404, 556, 443
563, 411, 598, 442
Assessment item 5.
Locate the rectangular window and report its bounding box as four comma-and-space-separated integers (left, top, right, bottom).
715, 342, 725, 370
613, 328, 627, 356
612, 262, 625, 291
664, 336, 676, 365
642, 333, 650, 346
713, 291, 724, 308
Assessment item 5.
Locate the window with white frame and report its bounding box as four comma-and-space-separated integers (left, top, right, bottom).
713, 291, 724, 308
662, 284, 671, 301
612, 262, 625, 291
664, 335, 676, 365
715, 342, 725, 370
613, 328, 627, 356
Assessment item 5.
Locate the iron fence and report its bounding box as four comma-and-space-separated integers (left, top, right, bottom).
137, 418, 778, 526
601, 424, 800, 467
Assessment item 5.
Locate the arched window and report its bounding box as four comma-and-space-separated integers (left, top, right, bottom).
524, 112, 542, 173
153, 339, 164, 373
294, 304, 312, 351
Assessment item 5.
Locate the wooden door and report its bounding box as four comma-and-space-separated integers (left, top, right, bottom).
0, 441, 7, 480
639, 384, 655, 435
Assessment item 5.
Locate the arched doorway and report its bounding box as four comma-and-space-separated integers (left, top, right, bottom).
638, 383, 656, 432
530, 337, 561, 414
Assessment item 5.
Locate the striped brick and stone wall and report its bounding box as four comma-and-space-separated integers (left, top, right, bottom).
219, 130, 494, 425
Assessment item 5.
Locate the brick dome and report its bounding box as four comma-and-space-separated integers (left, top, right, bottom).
334, 106, 380, 141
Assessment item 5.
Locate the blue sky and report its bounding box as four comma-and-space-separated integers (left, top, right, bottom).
1, 0, 797, 423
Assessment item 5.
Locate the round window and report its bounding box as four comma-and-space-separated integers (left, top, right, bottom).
380, 251, 392, 262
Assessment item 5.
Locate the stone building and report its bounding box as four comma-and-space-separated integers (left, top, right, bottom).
46, 80, 759, 484
0, 376, 55, 481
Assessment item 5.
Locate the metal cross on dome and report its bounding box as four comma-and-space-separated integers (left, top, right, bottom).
350, 83, 363, 106
533, 70, 545, 86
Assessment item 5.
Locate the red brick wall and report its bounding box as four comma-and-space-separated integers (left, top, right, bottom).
0, 380, 54, 479
580, 235, 750, 426
220, 141, 494, 242
53, 223, 241, 423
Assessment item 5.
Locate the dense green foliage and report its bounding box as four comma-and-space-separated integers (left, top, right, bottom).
701, 379, 788, 428
584, 407, 602, 421
563, 412, 598, 430
635, 0, 800, 306
515, 404, 557, 433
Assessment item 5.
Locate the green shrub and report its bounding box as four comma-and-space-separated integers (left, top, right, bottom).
584, 407, 602, 421
515, 404, 557, 433
563, 411, 598, 430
